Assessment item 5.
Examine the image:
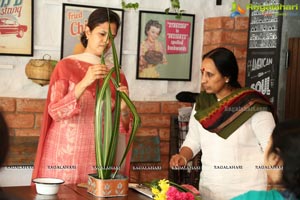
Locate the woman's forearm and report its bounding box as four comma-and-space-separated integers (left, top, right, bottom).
179, 146, 194, 162
74, 81, 87, 99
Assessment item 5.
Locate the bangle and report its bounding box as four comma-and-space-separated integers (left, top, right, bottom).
178, 154, 187, 166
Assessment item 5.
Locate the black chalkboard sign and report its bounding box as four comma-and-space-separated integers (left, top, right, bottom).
245, 0, 283, 104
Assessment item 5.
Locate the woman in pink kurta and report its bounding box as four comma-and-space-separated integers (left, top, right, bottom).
32, 8, 131, 184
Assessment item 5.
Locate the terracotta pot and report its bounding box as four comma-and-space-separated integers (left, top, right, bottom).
87, 174, 128, 197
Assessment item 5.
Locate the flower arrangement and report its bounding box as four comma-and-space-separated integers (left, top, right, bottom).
150, 179, 201, 200
87, 8, 141, 197
94, 9, 141, 180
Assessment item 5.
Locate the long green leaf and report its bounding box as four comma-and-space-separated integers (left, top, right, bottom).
103, 85, 112, 178
105, 24, 121, 176
113, 94, 141, 178
110, 78, 141, 178
95, 68, 114, 179
94, 98, 104, 178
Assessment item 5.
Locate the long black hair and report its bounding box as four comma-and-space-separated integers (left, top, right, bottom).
269, 119, 300, 198
202, 47, 241, 88
80, 7, 121, 48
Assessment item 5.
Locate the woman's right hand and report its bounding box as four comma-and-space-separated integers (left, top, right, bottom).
169, 154, 188, 168
81, 64, 109, 87
75, 64, 109, 99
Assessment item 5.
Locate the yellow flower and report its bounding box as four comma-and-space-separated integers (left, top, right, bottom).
154, 192, 166, 200
158, 179, 169, 193
151, 179, 173, 200
151, 187, 160, 195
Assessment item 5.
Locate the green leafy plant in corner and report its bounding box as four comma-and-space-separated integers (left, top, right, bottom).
94, 9, 141, 180
121, 0, 139, 10
165, 0, 185, 19
120, 0, 184, 19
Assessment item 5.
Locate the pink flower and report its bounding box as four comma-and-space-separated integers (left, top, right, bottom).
150, 179, 200, 200
166, 186, 195, 200
183, 192, 195, 200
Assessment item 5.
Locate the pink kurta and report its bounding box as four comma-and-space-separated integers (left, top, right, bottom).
32, 56, 130, 184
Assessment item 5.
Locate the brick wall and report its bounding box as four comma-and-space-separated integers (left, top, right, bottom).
0, 98, 44, 137
0, 16, 249, 184
0, 97, 191, 183
129, 101, 192, 183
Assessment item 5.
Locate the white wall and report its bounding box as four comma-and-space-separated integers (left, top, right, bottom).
0, 0, 235, 101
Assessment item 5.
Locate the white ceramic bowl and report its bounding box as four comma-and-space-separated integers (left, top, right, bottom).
32, 178, 64, 195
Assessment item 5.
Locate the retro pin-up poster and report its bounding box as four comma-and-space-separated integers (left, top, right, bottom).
0, 0, 33, 56
137, 10, 195, 81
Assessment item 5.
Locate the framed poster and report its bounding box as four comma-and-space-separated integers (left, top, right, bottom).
61, 4, 124, 65
136, 11, 195, 81
0, 0, 33, 56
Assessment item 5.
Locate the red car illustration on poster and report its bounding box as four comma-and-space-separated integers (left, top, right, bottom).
0, 17, 28, 38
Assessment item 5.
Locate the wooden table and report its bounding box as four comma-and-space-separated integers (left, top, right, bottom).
2, 184, 151, 200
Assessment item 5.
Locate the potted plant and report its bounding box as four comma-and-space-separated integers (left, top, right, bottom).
86, 11, 141, 197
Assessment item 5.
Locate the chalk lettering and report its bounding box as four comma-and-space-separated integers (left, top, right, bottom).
251, 77, 271, 95
251, 58, 273, 71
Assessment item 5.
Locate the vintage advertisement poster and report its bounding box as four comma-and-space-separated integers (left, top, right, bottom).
61, 4, 124, 64
0, 0, 33, 56
137, 11, 195, 81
